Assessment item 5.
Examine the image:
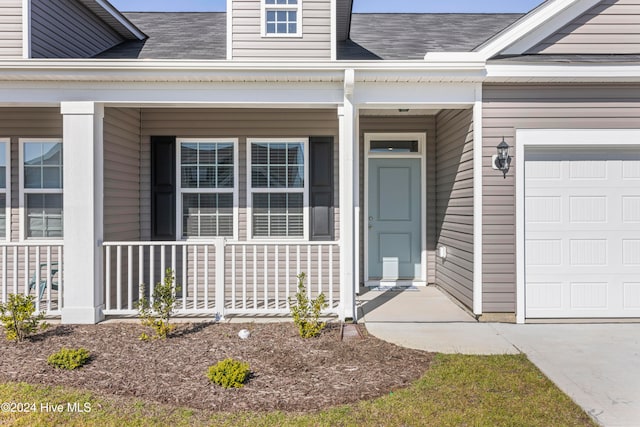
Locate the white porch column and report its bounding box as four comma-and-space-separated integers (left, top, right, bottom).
61, 102, 105, 324
338, 69, 357, 320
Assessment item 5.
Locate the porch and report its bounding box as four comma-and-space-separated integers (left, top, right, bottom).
0, 90, 481, 323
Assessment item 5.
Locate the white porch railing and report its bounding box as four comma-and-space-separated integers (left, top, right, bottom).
0, 242, 64, 315
102, 240, 340, 318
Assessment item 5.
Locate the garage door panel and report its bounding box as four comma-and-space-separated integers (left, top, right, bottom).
525, 150, 640, 319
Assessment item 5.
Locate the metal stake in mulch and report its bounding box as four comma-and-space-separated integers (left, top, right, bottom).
340, 323, 363, 342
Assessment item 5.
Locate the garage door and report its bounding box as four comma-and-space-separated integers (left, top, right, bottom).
525, 148, 640, 318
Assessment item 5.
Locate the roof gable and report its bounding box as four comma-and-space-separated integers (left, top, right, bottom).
527, 0, 640, 54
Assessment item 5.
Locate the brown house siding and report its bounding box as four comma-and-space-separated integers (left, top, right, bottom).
435, 109, 474, 309
359, 116, 436, 284
482, 84, 640, 313
0, 0, 22, 58
528, 0, 640, 54
103, 107, 141, 242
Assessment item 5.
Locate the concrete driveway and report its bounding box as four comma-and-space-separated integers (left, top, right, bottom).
360, 287, 640, 426
494, 324, 640, 427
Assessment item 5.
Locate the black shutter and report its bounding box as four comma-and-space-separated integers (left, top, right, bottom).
151, 136, 176, 241
309, 137, 334, 241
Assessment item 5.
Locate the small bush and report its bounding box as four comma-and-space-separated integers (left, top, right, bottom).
207, 358, 251, 389
47, 347, 91, 370
289, 272, 328, 339
0, 293, 48, 342
137, 268, 180, 340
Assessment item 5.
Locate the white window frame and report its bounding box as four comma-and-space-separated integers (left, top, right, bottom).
176, 138, 239, 241
247, 138, 309, 241
18, 138, 63, 242
261, 0, 303, 38
0, 139, 10, 241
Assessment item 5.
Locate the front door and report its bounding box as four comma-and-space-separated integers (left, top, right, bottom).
367, 157, 422, 280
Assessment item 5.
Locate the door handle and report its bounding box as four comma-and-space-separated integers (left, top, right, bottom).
368, 216, 374, 229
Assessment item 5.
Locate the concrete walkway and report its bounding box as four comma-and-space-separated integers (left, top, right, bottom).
360, 286, 640, 426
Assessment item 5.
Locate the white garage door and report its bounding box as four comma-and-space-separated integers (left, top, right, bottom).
525, 149, 640, 318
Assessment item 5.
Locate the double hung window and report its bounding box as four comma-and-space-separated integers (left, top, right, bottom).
249, 139, 308, 239
21, 140, 63, 239
179, 139, 237, 239
263, 0, 302, 37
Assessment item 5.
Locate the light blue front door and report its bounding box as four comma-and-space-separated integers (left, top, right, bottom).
368, 158, 422, 280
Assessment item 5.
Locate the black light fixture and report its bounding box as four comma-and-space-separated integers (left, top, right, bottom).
493, 137, 511, 178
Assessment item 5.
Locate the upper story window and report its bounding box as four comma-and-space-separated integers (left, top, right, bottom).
262, 0, 302, 37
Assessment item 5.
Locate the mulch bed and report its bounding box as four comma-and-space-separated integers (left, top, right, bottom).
0, 322, 433, 412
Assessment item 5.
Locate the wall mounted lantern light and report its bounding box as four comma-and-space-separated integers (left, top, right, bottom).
492, 137, 511, 178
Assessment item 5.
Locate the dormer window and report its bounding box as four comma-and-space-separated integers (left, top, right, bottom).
262, 0, 302, 37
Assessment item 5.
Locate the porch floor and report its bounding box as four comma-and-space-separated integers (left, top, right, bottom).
357, 285, 476, 323
360, 285, 519, 355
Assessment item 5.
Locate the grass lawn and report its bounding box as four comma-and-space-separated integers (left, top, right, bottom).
0, 353, 595, 427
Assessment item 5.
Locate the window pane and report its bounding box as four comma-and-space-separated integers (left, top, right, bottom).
181, 143, 198, 164
199, 143, 216, 164
277, 23, 287, 33
0, 166, 6, 189
23, 142, 63, 190
199, 166, 216, 188
42, 143, 62, 166
42, 166, 62, 189
288, 11, 297, 21
218, 144, 234, 165
182, 193, 233, 238
253, 193, 269, 213
182, 166, 198, 188
0, 143, 6, 167
265, 0, 275, 4
24, 167, 41, 189
269, 144, 287, 164
24, 144, 42, 165
269, 166, 287, 188
288, 215, 303, 237
288, 23, 297, 34
26, 193, 63, 238
253, 215, 269, 237
287, 165, 303, 188
217, 166, 233, 188
252, 143, 269, 164
288, 193, 303, 213
266, 10, 276, 21
252, 165, 269, 188
266, 23, 276, 33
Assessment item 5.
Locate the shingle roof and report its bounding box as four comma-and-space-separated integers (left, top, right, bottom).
97, 12, 226, 59
96, 12, 536, 61
339, 13, 524, 60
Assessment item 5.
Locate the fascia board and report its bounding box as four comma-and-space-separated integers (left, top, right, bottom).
476, 0, 600, 59
486, 64, 640, 82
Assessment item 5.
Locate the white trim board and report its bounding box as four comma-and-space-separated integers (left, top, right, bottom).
515, 128, 640, 324
472, 84, 483, 316
363, 132, 427, 284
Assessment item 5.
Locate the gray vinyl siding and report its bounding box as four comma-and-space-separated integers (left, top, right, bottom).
104, 108, 141, 242
231, 0, 331, 60
482, 84, 640, 313
435, 109, 474, 310
30, 0, 123, 58
359, 116, 436, 284
528, 0, 640, 54
0, 0, 22, 58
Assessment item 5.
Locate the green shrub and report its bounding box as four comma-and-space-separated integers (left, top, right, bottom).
0, 293, 48, 342
47, 347, 91, 370
137, 268, 180, 340
207, 358, 251, 389
288, 272, 328, 339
